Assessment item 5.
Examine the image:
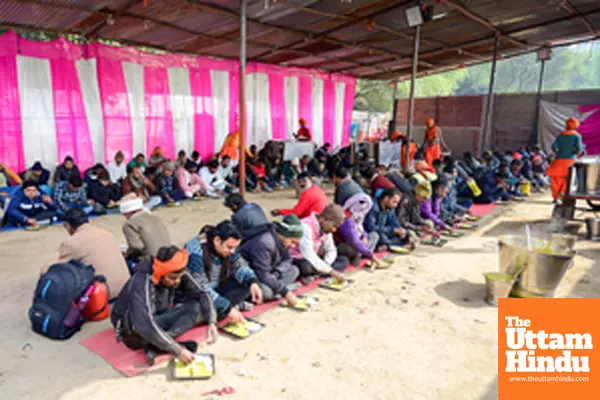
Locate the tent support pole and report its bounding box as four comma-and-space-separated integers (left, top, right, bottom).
239, 0, 247, 197
533, 58, 546, 145
481, 35, 499, 153
405, 24, 420, 168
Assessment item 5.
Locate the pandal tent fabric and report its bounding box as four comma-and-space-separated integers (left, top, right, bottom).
538, 100, 600, 156
0, 31, 356, 173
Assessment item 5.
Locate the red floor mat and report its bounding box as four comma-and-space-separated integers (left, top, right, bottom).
470, 203, 498, 217
79, 257, 376, 377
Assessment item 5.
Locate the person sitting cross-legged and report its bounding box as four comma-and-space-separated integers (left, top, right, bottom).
239, 215, 303, 306
335, 192, 383, 265
54, 156, 81, 184
397, 180, 438, 238
47, 208, 129, 299
365, 188, 413, 252
155, 162, 186, 205
200, 160, 230, 198
223, 193, 270, 241
87, 170, 121, 212
176, 161, 208, 199
289, 204, 349, 284
420, 175, 456, 233
120, 194, 171, 271
54, 175, 94, 218
3, 180, 57, 227
185, 221, 263, 322
271, 172, 329, 219
111, 245, 218, 366
122, 165, 162, 210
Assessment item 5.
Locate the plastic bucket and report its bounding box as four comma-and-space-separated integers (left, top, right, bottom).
467, 179, 482, 197
520, 181, 531, 196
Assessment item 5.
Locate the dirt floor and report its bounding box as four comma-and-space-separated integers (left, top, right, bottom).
1, 187, 599, 400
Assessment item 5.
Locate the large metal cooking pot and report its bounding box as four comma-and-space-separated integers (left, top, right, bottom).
497, 235, 575, 297
514, 251, 575, 297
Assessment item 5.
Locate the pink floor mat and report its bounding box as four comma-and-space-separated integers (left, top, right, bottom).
79, 258, 375, 377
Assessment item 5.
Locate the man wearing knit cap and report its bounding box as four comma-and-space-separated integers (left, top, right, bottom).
111, 245, 218, 366
120, 194, 171, 269
289, 204, 349, 283
397, 180, 438, 238
239, 215, 303, 306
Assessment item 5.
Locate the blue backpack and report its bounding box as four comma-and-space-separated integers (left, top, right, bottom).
29, 260, 96, 340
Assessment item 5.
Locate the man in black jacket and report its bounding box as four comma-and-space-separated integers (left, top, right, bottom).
111, 246, 218, 366
238, 215, 302, 306
223, 193, 270, 240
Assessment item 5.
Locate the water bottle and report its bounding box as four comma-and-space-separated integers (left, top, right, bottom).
64, 285, 96, 328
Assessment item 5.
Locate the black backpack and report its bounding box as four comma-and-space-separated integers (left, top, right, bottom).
29, 260, 96, 340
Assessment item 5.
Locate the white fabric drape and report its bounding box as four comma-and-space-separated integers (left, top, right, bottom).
211, 70, 229, 154
17, 56, 58, 170
334, 82, 345, 149
168, 67, 194, 155
76, 59, 105, 163
284, 76, 299, 141
246, 73, 272, 149
122, 62, 146, 157
311, 78, 324, 147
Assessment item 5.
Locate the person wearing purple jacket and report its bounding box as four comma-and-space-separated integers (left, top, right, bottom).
334, 192, 381, 265
419, 175, 454, 232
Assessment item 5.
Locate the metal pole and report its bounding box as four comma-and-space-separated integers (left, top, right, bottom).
532, 58, 546, 145
238, 0, 247, 197
481, 35, 499, 153
405, 24, 420, 168
388, 81, 399, 139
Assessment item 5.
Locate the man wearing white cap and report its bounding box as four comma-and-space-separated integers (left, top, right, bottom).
120, 194, 171, 271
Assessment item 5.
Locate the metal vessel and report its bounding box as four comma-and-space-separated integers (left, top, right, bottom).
497, 235, 575, 297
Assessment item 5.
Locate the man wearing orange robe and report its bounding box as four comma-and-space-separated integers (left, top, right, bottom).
295, 118, 312, 142
397, 133, 418, 169
422, 118, 446, 167
546, 117, 584, 202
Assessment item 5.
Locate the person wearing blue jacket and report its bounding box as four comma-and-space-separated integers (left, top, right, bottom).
4, 180, 57, 227
475, 171, 514, 204
185, 221, 263, 322
364, 188, 409, 251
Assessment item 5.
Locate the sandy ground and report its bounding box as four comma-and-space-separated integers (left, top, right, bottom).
1, 187, 599, 400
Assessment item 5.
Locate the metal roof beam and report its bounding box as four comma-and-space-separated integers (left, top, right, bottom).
560, 0, 598, 36
246, 0, 412, 61
438, 0, 531, 50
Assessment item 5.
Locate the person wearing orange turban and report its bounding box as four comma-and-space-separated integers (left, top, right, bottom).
399, 135, 418, 169
110, 245, 219, 366
295, 118, 312, 142
546, 117, 584, 202
422, 118, 447, 167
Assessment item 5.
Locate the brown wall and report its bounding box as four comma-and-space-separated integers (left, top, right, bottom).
394, 89, 600, 156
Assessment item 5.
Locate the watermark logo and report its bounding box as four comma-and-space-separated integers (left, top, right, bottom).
499, 298, 599, 399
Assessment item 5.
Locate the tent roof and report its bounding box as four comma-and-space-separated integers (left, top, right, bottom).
1, 0, 599, 80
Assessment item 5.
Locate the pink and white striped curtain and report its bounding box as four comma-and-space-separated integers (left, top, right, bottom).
0, 30, 356, 174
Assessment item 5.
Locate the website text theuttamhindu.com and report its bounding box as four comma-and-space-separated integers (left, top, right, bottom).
508, 376, 590, 383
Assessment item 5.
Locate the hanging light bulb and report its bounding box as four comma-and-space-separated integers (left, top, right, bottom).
144, 19, 151, 30
106, 14, 115, 26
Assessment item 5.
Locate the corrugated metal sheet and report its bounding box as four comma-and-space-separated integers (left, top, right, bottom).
0, 0, 597, 79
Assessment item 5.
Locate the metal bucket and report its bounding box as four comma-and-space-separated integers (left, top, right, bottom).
585, 218, 600, 240
498, 235, 575, 297
484, 272, 516, 306
514, 251, 574, 296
